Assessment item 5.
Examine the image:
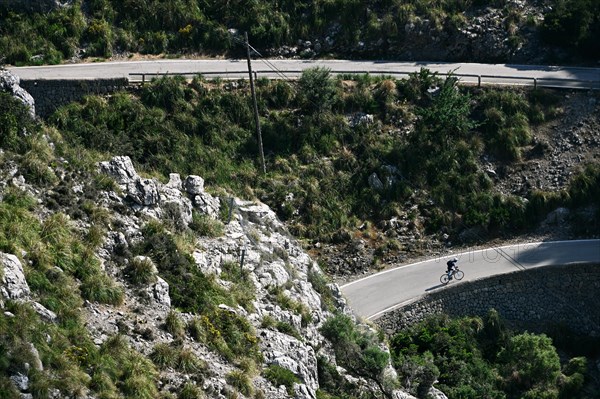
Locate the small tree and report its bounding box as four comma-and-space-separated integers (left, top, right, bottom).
498, 332, 561, 396
297, 67, 338, 114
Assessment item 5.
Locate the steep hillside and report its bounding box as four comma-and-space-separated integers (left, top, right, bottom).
42, 70, 600, 279
0, 72, 422, 399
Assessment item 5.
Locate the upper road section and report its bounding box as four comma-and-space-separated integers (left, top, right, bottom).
341, 240, 600, 320
9, 59, 600, 89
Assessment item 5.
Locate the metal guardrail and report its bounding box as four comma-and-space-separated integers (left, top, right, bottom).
129, 69, 600, 90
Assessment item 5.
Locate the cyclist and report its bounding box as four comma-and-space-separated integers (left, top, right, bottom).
446, 257, 458, 279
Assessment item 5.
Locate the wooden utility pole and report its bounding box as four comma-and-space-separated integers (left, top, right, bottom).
245, 32, 266, 174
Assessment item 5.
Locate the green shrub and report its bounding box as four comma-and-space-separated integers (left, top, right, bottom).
0, 92, 38, 152
141, 76, 186, 113
86, 18, 113, 57
188, 309, 261, 362
542, 0, 600, 55
127, 256, 158, 285
321, 313, 391, 396
498, 332, 561, 394
297, 67, 339, 114
263, 364, 299, 395
189, 212, 224, 237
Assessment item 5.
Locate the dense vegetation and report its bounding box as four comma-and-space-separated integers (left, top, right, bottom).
1, 0, 598, 65
390, 310, 600, 398
49, 71, 600, 256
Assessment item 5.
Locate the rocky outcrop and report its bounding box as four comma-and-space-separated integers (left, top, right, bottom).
0, 252, 30, 300
92, 156, 339, 397
99, 155, 194, 228
0, 69, 35, 117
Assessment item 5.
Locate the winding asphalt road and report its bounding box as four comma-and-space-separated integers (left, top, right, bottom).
8, 59, 600, 89
341, 239, 600, 320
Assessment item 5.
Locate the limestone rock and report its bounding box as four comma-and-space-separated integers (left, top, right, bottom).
10, 372, 28, 391
184, 175, 205, 194
153, 277, 171, 307
167, 173, 182, 189
98, 156, 137, 185
260, 330, 319, 396
192, 192, 221, 218
31, 301, 57, 322
369, 173, 384, 191
257, 260, 289, 288
127, 178, 160, 206
27, 343, 43, 371
429, 387, 449, 399
393, 390, 419, 399
0, 70, 35, 117
193, 250, 221, 275
0, 253, 30, 300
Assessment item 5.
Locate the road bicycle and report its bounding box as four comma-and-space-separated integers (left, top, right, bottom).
440, 267, 464, 285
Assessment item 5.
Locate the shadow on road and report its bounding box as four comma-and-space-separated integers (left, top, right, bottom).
425, 283, 447, 292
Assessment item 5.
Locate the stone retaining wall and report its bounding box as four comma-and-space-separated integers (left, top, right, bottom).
376, 263, 600, 336
20, 78, 129, 118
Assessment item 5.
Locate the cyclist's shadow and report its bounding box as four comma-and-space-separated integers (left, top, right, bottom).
425, 283, 449, 291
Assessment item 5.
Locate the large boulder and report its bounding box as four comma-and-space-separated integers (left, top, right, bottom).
127, 178, 160, 206
0, 70, 35, 117
0, 253, 30, 300
98, 156, 137, 185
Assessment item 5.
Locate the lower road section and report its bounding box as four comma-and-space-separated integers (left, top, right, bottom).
341, 239, 600, 320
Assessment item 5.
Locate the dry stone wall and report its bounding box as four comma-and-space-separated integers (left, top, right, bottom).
376, 263, 600, 336
20, 78, 129, 117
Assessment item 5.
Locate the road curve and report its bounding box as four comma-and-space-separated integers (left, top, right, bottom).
341, 239, 600, 320
8, 59, 600, 89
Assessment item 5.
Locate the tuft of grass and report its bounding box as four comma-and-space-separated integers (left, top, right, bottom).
150, 343, 178, 369
308, 267, 336, 312
79, 273, 124, 305
164, 310, 186, 340
263, 364, 299, 396
189, 211, 225, 237
177, 346, 206, 374
260, 315, 276, 329
275, 321, 303, 341
179, 382, 205, 399
187, 310, 262, 363
226, 370, 254, 397
127, 256, 158, 286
